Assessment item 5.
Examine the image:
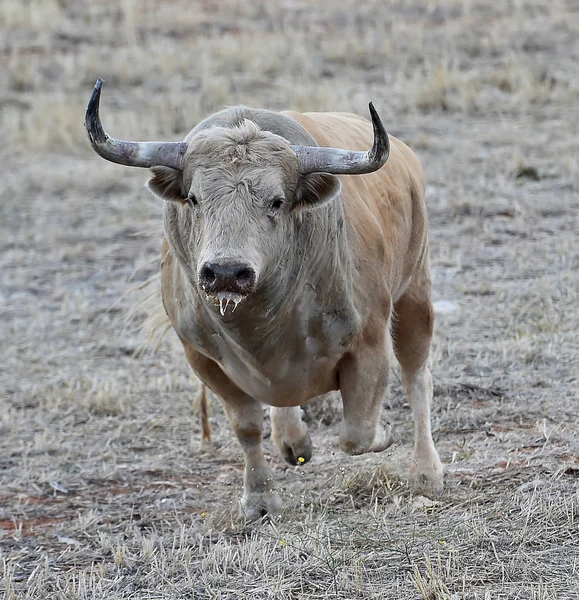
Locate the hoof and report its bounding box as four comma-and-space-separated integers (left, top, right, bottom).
370, 423, 393, 453
239, 492, 283, 521
409, 456, 444, 498
279, 431, 313, 466
339, 423, 393, 456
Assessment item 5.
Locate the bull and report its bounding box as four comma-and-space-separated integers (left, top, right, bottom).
85, 79, 443, 519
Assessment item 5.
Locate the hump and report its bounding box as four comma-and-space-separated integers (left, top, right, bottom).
184, 106, 320, 147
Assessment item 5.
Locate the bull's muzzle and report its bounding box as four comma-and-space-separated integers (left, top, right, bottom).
199, 262, 256, 315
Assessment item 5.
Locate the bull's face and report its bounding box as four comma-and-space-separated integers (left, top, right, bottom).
84, 79, 390, 315
147, 120, 341, 314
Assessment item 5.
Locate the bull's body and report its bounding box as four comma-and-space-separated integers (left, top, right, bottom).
85, 82, 443, 519
162, 110, 426, 408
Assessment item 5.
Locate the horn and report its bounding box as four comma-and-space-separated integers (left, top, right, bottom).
291, 102, 390, 175
84, 78, 187, 170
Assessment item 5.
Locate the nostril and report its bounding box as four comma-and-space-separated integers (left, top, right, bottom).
235, 267, 253, 284
200, 262, 256, 293
200, 265, 216, 284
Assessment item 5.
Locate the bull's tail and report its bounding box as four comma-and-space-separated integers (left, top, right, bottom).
193, 383, 212, 444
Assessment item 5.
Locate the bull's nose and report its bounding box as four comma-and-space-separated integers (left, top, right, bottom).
199, 262, 256, 295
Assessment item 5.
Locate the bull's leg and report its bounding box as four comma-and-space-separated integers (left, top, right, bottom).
393, 264, 444, 497
181, 345, 281, 519
270, 406, 313, 465
222, 396, 282, 519
338, 316, 393, 455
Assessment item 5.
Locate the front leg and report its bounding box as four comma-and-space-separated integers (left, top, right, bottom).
338, 318, 393, 455
223, 396, 282, 520
181, 344, 281, 520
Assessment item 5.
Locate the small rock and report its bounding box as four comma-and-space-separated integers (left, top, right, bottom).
50, 481, 68, 494
517, 480, 546, 493
412, 495, 440, 510
433, 300, 458, 314
57, 536, 81, 546
514, 165, 540, 181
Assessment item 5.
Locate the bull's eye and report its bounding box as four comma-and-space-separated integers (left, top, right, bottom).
186, 194, 198, 207
270, 197, 284, 211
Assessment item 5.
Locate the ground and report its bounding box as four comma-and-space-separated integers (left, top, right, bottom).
1, 0, 578, 598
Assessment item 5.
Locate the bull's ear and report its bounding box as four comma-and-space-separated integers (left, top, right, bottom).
294, 173, 341, 212
146, 166, 187, 202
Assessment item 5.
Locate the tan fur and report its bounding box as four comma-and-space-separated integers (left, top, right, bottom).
193, 384, 211, 444
150, 106, 443, 519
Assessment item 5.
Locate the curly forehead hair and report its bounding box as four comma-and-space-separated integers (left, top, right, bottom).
186, 119, 296, 167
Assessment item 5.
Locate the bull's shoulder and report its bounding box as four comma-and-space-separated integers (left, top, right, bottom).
281, 110, 371, 151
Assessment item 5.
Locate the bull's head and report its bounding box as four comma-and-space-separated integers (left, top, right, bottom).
85, 79, 389, 314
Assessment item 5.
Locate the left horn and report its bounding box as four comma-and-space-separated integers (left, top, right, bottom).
84, 78, 187, 170
291, 102, 390, 175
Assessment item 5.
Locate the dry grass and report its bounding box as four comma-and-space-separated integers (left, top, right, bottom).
1, 0, 579, 598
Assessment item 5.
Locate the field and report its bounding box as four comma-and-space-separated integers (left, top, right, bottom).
1, 0, 578, 598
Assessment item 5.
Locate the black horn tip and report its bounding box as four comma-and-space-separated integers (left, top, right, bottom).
88, 78, 105, 111
85, 78, 107, 146
368, 101, 390, 164
368, 102, 382, 129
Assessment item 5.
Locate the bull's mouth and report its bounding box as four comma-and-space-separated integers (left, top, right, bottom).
206, 292, 245, 316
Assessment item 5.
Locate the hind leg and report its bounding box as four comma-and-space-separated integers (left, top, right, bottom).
270, 407, 313, 466
393, 262, 443, 496
338, 312, 393, 456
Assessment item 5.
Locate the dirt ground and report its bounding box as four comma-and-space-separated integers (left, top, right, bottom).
1, 0, 578, 598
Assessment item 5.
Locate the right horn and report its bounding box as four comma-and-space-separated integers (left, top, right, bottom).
291, 102, 390, 176
84, 78, 187, 170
